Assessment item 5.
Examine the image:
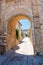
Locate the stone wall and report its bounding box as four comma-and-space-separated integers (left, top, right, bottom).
40, 0, 43, 43
0, 0, 43, 54
31, 0, 42, 54
39, 0, 43, 54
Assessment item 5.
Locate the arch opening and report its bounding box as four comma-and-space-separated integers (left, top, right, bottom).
7, 15, 34, 55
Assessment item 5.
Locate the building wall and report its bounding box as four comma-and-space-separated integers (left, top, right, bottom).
0, 0, 43, 54
40, 0, 43, 43
39, 0, 43, 54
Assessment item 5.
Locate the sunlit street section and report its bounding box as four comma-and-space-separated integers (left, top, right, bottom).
15, 37, 34, 55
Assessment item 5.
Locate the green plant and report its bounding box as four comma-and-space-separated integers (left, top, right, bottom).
16, 29, 19, 40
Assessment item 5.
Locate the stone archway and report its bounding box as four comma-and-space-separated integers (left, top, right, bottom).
6, 15, 33, 52
0, 0, 43, 54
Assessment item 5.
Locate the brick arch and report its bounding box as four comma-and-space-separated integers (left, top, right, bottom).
7, 15, 33, 51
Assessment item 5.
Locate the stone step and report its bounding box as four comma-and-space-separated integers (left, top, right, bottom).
0, 40, 2, 42
0, 39, 6, 41
0, 43, 6, 46
0, 39, 6, 44
0, 35, 6, 38
0, 35, 6, 46
0, 34, 6, 40
3, 39, 6, 41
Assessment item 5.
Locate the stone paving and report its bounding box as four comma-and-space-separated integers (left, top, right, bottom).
0, 37, 43, 65
15, 37, 34, 55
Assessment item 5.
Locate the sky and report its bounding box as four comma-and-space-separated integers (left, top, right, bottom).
19, 19, 31, 30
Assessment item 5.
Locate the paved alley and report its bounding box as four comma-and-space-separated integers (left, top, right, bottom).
15, 37, 34, 55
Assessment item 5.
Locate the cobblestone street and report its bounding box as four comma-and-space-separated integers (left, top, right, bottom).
0, 37, 43, 65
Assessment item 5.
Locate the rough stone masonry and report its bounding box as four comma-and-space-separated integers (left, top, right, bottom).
0, 0, 43, 55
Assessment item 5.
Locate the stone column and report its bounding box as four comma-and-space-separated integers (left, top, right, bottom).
31, 0, 42, 54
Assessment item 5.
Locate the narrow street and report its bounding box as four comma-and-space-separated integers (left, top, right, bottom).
0, 37, 43, 65
15, 37, 34, 55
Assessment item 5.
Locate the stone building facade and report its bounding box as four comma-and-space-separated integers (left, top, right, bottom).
0, 0, 43, 55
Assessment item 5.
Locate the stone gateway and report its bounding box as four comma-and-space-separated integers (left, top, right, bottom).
0, 0, 43, 55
